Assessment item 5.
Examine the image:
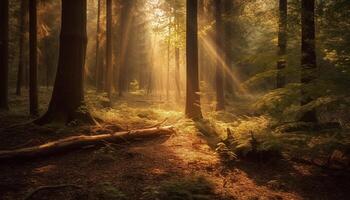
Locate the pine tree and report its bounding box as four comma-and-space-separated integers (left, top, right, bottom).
276, 0, 287, 88
0, 0, 9, 110
300, 0, 317, 122
29, 0, 39, 116
106, 0, 113, 101
16, 0, 27, 96
215, 0, 225, 111
95, 0, 103, 92
185, 0, 202, 119
35, 0, 93, 125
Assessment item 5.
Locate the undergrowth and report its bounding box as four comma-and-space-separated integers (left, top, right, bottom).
204, 110, 349, 168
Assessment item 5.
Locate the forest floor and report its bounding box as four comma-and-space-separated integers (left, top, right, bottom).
0, 89, 349, 200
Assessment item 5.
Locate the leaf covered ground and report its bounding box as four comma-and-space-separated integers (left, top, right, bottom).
0, 90, 349, 200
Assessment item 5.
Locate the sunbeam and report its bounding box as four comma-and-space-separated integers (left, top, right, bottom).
199, 35, 251, 96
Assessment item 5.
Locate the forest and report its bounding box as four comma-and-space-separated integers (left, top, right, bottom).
0, 0, 349, 199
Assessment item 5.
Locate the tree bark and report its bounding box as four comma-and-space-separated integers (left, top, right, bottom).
29, 0, 39, 116
185, 0, 203, 119
175, 47, 181, 99
0, 0, 9, 110
276, 0, 287, 88
300, 0, 317, 123
0, 126, 173, 160
215, 0, 225, 111
35, 0, 93, 125
95, 0, 103, 92
167, 19, 171, 101
106, 0, 113, 100
16, 0, 27, 96
118, 0, 134, 97
198, 0, 205, 83
223, 0, 234, 95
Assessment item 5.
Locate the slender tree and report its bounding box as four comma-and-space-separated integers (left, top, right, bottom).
215, 0, 225, 111
35, 0, 93, 125
95, 0, 102, 91
29, 0, 39, 116
0, 0, 9, 110
106, 0, 113, 100
185, 0, 202, 119
16, 0, 27, 96
300, 0, 317, 122
198, 0, 205, 82
167, 16, 171, 101
174, 47, 181, 98
276, 0, 287, 88
118, 0, 133, 97
223, 0, 234, 95
173, 0, 181, 99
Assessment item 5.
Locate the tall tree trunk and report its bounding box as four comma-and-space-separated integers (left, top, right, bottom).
29, 0, 39, 116
173, 0, 181, 100
215, 0, 225, 111
223, 0, 233, 95
35, 0, 93, 125
106, 0, 113, 100
198, 0, 204, 82
118, 0, 133, 97
185, 0, 202, 119
276, 0, 287, 88
147, 36, 155, 95
167, 19, 171, 101
95, 0, 102, 92
42, 38, 52, 89
46, 51, 49, 88
16, 0, 27, 96
300, 0, 317, 123
0, 0, 9, 110
25, 61, 29, 89
175, 47, 181, 99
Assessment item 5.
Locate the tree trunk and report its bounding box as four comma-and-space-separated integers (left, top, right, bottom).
198, 0, 205, 83
35, 0, 93, 125
118, 0, 133, 97
276, 0, 287, 88
147, 39, 155, 95
223, 0, 234, 95
167, 20, 171, 101
300, 0, 317, 123
185, 0, 202, 119
106, 0, 113, 100
0, 0, 9, 110
95, 0, 102, 92
215, 0, 225, 111
175, 47, 181, 99
43, 39, 51, 89
25, 62, 29, 89
16, 0, 27, 96
0, 126, 173, 160
29, 0, 39, 116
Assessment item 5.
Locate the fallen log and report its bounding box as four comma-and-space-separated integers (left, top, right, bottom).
0, 126, 174, 160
